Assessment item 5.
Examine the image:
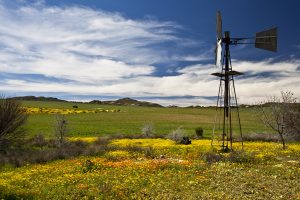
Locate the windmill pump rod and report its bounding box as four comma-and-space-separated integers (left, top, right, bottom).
224, 31, 230, 118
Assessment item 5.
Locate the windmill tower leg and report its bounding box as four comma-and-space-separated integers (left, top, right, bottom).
211, 78, 223, 146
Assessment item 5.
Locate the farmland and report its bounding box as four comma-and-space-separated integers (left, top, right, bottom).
21, 100, 270, 138
0, 100, 299, 199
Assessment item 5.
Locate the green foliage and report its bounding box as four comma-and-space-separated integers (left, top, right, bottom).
144, 146, 156, 158
81, 160, 96, 173
195, 127, 203, 138
0, 98, 28, 150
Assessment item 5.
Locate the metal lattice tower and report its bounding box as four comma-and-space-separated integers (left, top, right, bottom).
211, 11, 277, 151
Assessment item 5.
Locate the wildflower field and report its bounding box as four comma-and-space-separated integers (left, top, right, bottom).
24, 107, 120, 115
1, 100, 299, 199
0, 139, 299, 199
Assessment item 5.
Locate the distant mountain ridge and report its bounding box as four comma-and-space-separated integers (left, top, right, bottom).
9, 96, 66, 102
90, 98, 163, 107
9, 96, 163, 107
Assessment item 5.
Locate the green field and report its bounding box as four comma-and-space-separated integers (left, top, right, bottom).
1, 100, 299, 199
21, 100, 270, 138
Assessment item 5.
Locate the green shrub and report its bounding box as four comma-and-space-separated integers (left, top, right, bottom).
82, 159, 96, 173
144, 146, 155, 159
203, 151, 224, 164
195, 127, 203, 138
203, 150, 256, 164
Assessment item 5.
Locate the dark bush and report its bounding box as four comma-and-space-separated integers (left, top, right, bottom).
227, 150, 255, 163
195, 127, 204, 138
0, 136, 110, 168
203, 151, 224, 164
180, 136, 191, 145
203, 150, 256, 164
0, 98, 28, 150
242, 132, 279, 142
285, 103, 300, 141
32, 134, 47, 149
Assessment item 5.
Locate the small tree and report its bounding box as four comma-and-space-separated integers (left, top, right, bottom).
54, 114, 68, 146
0, 98, 28, 149
256, 91, 298, 149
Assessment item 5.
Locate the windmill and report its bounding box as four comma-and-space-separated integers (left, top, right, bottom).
211, 11, 277, 151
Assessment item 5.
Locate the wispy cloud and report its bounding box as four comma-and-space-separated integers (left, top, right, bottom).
0, 1, 189, 83
0, 1, 299, 106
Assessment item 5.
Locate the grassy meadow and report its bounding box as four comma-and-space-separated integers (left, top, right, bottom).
1, 100, 299, 199
21, 100, 269, 138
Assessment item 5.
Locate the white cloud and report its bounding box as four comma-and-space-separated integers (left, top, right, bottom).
0, 1, 185, 83
3, 58, 299, 106
229, 59, 300, 104
0, 1, 299, 106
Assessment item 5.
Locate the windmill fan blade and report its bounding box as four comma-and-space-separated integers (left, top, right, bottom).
255, 27, 277, 52
216, 11, 222, 40
215, 10, 222, 67
215, 39, 222, 67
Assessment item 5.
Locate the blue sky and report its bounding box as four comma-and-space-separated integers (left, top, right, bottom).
0, 0, 299, 106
